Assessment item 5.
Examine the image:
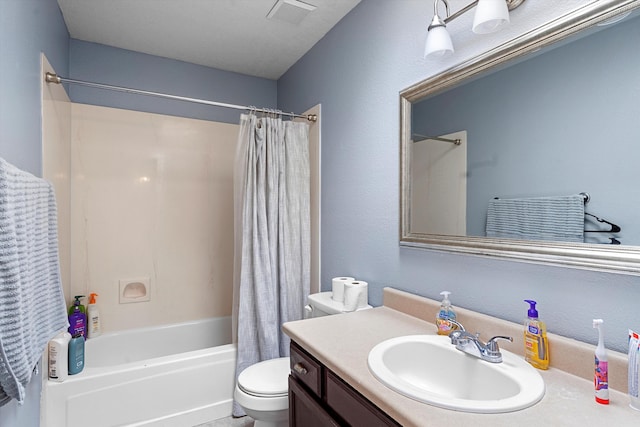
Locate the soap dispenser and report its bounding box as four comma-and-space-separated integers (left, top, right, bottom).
436, 291, 458, 335
523, 300, 549, 370
68, 296, 87, 339
68, 295, 86, 316
87, 293, 102, 339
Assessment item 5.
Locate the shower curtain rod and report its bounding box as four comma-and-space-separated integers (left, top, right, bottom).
412, 133, 461, 145
44, 72, 317, 122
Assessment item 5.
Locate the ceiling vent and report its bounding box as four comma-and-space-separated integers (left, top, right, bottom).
267, 0, 317, 25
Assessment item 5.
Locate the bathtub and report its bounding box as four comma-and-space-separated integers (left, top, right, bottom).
42, 317, 236, 427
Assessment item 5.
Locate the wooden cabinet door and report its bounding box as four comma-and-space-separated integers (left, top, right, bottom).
325, 371, 401, 427
289, 376, 340, 427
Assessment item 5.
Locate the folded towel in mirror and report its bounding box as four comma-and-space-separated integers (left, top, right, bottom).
486, 194, 585, 242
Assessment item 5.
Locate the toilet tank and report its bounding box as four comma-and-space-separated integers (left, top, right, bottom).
304, 292, 371, 318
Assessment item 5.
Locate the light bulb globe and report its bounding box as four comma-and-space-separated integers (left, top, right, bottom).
424, 25, 454, 58
473, 0, 510, 34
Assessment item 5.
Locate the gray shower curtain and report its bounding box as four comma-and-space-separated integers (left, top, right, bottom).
232, 113, 310, 416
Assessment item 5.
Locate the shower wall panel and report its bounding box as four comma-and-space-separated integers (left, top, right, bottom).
70, 103, 238, 333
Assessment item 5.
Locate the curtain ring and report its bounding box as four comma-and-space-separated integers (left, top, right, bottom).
248, 106, 262, 128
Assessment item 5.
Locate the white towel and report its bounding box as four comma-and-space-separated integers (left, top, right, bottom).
0, 158, 68, 406
486, 194, 585, 243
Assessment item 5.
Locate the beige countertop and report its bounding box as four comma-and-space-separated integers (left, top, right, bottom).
283, 288, 639, 427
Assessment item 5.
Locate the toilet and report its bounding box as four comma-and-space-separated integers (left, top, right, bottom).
234, 291, 371, 426
234, 357, 290, 427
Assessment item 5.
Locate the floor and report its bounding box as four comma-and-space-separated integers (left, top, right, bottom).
195, 415, 255, 427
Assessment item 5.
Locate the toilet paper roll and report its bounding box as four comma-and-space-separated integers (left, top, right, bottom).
332, 277, 354, 302
357, 281, 368, 309
343, 281, 368, 312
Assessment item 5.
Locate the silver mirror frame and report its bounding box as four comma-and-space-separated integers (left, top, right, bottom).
400, 0, 640, 275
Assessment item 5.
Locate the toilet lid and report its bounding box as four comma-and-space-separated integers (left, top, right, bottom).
238, 357, 290, 396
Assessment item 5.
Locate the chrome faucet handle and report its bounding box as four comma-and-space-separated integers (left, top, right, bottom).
485, 335, 513, 354
448, 329, 465, 345
448, 330, 479, 347
448, 331, 513, 363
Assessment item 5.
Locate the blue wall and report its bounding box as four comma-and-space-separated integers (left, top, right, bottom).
0, 0, 69, 175
0, 1, 68, 425
412, 14, 640, 243
69, 40, 277, 124
278, 0, 640, 353
0, 2, 277, 425
1, 2, 638, 425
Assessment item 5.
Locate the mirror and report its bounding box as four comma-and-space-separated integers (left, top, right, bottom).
400, 0, 640, 275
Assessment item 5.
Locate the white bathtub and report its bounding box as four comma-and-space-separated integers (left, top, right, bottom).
42, 317, 236, 427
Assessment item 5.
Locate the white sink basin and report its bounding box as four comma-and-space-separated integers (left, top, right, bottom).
368, 334, 545, 413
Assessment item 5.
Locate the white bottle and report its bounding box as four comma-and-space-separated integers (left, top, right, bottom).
593, 319, 609, 404
48, 331, 71, 382
87, 292, 102, 338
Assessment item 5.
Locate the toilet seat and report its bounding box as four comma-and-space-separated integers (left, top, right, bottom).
234, 382, 289, 412
237, 357, 290, 397
238, 387, 288, 398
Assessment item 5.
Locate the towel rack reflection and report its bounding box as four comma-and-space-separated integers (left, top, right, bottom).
584, 213, 621, 233
491, 192, 622, 243
412, 133, 461, 145
579, 192, 622, 244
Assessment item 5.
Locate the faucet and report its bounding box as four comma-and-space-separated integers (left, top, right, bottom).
447, 319, 465, 332
447, 321, 513, 363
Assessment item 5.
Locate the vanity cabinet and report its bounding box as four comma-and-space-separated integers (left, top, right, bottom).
289, 341, 401, 427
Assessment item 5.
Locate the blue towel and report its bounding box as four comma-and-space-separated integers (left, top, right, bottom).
486, 194, 585, 243
0, 158, 68, 406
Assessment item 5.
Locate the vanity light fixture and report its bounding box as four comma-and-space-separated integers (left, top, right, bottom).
424, 0, 526, 58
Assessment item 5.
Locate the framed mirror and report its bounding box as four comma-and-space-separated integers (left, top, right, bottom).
400, 0, 640, 275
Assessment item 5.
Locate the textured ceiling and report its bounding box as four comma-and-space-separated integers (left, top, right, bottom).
57, 0, 361, 80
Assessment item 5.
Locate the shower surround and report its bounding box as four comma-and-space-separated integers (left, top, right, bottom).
48, 101, 238, 333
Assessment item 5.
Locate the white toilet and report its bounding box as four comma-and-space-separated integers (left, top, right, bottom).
234, 291, 371, 427
234, 357, 291, 427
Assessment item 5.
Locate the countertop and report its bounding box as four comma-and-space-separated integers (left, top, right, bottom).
283, 289, 639, 427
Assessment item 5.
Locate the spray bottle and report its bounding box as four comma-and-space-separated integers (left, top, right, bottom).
593, 319, 609, 404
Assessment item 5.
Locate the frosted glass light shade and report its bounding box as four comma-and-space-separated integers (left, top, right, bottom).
472, 0, 510, 34
424, 26, 454, 58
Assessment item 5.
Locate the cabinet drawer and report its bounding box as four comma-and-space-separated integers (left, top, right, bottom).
326, 370, 401, 427
290, 341, 322, 397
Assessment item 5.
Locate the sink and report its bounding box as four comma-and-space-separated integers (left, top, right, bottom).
367, 334, 545, 413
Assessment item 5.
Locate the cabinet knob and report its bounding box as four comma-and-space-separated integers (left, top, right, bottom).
293, 362, 308, 375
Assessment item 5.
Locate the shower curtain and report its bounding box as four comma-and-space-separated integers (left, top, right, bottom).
232, 113, 310, 416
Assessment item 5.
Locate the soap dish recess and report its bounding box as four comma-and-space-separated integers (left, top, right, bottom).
119, 278, 150, 303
